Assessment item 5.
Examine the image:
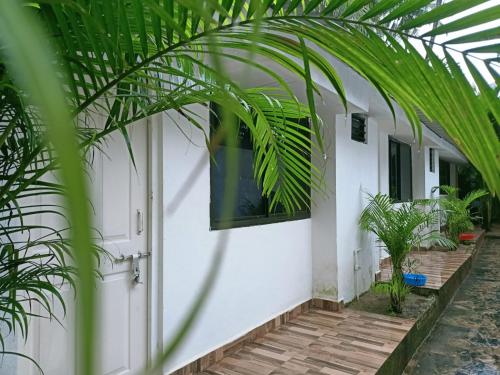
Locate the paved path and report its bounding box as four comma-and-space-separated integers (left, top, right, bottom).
404, 237, 500, 375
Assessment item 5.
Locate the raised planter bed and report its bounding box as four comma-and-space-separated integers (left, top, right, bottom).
349, 230, 486, 375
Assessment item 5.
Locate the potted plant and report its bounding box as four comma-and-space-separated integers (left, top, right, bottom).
438, 186, 488, 247
359, 193, 454, 313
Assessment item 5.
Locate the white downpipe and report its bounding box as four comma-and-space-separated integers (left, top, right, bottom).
353, 248, 362, 301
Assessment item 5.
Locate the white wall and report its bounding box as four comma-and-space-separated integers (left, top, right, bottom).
162, 105, 312, 373
334, 114, 379, 303
427, 149, 440, 198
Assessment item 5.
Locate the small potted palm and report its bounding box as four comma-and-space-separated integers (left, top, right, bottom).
438, 185, 488, 247
359, 193, 454, 313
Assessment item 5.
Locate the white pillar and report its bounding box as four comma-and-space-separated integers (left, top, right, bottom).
311, 111, 339, 303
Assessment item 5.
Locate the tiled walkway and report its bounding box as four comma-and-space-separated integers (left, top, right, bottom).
200, 309, 414, 375
404, 236, 500, 375
380, 249, 472, 290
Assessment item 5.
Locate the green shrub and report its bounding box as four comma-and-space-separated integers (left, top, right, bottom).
439, 186, 488, 246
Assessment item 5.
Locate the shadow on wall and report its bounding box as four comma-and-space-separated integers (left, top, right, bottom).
356, 188, 376, 299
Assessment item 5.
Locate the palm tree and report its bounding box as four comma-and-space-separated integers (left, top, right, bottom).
0, 1, 499, 373
359, 193, 454, 312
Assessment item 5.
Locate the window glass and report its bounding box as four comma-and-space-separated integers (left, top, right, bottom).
389, 139, 399, 199
399, 142, 412, 202
210, 103, 310, 229
389, 138, 412, 202
211, 146, 266, 222
429, 148, 435, 172
440, 159, 451, 186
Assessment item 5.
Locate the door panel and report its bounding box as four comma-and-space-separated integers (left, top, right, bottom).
24, 120, 149, 375
98, 273, 131, 374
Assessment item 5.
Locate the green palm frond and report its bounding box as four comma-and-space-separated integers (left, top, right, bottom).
2, 0, 496, 205
0, 47, 105, 368
360, 193, 452, 272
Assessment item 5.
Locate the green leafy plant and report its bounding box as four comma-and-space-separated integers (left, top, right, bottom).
439, 185, 489, 246
360, 193, 454, 313
4, 0, 499, 203
0, 1, 499, 374
372, 276, 411, 315
402, 256, 420, 275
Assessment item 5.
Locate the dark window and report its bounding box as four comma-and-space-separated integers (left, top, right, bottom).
210, 103, 310, 230
351, 113, 367, 143
429, 148, 435, 172
439, 159, 450, 186
389, 138, 413, 202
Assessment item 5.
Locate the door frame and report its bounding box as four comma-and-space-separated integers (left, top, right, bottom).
147, 114, 166, 365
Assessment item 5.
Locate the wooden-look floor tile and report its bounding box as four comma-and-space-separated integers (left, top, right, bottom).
196, 309, 414, 375
380, 250, 471, 290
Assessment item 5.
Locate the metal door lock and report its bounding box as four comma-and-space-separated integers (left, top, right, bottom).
131, 254, 142, 284
114, 251, 150, 285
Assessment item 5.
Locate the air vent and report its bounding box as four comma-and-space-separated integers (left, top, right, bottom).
351, 113, 367, 144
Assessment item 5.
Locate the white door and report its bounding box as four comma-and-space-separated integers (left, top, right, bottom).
94, 120, 149, 375
22, 120, 150, 375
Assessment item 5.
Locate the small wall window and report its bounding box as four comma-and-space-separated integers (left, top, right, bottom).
351, 113, 367, 143
389, 138, 412, 202
429, 148, 435, 172
209, 103, 310, 230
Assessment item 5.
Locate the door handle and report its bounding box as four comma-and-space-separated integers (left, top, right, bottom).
137, 209, 144, 235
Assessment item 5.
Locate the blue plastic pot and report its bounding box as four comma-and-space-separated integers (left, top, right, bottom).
403, 273, 427, 287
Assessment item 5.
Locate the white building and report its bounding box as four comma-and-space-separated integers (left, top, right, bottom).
13, 58, 465, 375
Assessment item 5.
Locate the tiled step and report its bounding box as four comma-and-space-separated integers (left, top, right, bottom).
198, 308, 415, 375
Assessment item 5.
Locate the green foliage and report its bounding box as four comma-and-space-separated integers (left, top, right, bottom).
439, 185, 489, 245
0, 0, 499, 373
0, 2, 106, 371
360, 193, 454, 312
457, 163, 500, 230
372, 276, 411, 314
3, 0, 498, 204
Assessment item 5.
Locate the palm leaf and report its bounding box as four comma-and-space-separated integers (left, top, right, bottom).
4, 0, 497, 199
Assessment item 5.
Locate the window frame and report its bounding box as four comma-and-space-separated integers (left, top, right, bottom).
209, 103, 311, 231
388, 137, 413, 203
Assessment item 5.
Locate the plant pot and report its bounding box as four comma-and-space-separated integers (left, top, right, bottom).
458, 232, 475, 242
403, 273, 427, 287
